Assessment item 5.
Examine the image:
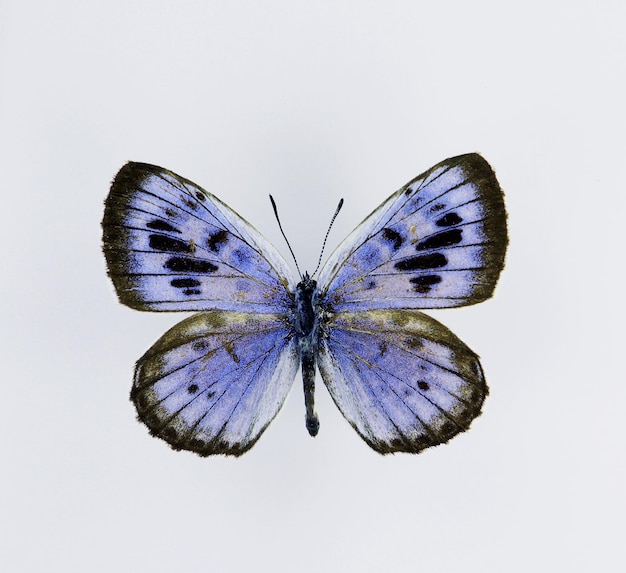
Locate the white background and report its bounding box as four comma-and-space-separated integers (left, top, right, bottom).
1, 1, 624, 571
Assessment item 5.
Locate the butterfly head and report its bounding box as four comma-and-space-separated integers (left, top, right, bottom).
296, 272, 316, 295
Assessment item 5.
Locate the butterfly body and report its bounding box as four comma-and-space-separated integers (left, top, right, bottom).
292, 273, 322, 436
103, 154, 507, 456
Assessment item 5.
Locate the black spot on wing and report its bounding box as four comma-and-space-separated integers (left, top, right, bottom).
171, 278, 201, 288
417, 381, 429, 391
436, 212, 463, 227
416, 229, 463, 251
149, 234, 192, 253
192, 340, 210, 352
182, 197, 198, 211
207, 230, 229, 253
405, 336, 424, 350
165, 257, 218, 273
395, 253, 447, 271
146, 220, 181, 233
188, 384, 199, 394
409, 275, 442, 293
381, 227, 405, 251
430, 203, 446, 213
195, 191, 206, 202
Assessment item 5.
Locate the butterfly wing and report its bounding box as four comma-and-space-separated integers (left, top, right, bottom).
315, 154, 506, 453
102, 162, 294, 312
317, 310, 486, 454
316, 153, 507, 311
132, 311, 298, 456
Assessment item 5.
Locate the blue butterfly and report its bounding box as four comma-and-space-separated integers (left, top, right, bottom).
102, 154, 507, 456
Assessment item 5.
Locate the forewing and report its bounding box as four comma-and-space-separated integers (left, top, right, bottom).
317, 310, 487, 454
131, 311, 298, 456
102, 162, 294, 312
317, 154, 507, 310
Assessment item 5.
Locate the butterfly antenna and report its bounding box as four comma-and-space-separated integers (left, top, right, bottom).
270, 195, 303, 279
312, 198, 344, 278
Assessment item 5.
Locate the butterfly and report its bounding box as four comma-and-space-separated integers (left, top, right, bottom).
102, 153, 507, 456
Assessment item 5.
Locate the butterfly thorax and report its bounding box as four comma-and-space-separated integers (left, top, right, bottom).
293, 272, 321, 437
293, 273, 318, 337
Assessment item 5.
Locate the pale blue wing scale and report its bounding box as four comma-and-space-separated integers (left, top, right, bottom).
316, 154, 507, 310
317, 310, 486, 454
103, 162, 295, 312
131, 311, 299, 456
